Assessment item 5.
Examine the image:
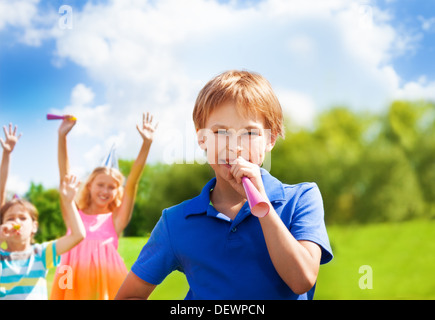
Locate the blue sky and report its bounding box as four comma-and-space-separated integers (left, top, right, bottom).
1, 0, 435, 195
376, 0, 435, 80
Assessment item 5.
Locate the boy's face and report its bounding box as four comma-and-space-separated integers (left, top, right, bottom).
197, 102, 276, 177
2, 204, 37, 242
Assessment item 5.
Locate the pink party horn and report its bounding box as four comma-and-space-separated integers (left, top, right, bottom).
225, 164, 269, 217
46, 114, 77, 121
241, 176, 270, 218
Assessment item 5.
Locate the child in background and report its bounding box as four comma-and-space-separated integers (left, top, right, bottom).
116, 70, 333, 300
0, 123, 86, 299
50, 112, 157, 300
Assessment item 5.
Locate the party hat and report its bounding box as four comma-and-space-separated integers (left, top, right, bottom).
101, 144, 119, 170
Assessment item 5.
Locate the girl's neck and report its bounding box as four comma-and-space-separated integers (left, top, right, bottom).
84, 203, 111, 215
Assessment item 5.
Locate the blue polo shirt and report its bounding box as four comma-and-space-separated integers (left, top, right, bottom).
131, 169, 333, 300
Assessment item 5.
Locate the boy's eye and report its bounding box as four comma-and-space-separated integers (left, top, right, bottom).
216, 129, 229, 135
241, 130, 260, 137
215, 129, 230, 136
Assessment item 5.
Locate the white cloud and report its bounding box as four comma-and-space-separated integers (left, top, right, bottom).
5, 174, 28, 196
276, 90, 317, 129
0, 0, 39, 30
51, 84, 113, 139
70, 83, 95, 106
0, 0, 60, 46
395, 77, 435, 101
47, 0, 435, 161
4, 0, 435, 171
418, 15, 435, 32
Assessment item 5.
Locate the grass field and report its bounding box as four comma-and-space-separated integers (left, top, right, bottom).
47, 219, 435, 299
316, 219, 435, 299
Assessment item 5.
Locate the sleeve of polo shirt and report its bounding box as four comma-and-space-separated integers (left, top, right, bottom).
288, 183, 333, 265
131, 209, 180, 285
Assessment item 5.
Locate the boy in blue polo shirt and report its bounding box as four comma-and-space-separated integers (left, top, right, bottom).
116, 70, 333, 300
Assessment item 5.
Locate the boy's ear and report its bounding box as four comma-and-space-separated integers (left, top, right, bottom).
32, 220, 38, 234
265, 132, 277, 152
196, 128, 208, 151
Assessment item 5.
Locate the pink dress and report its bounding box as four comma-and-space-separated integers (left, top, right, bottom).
50, 210, 127, 300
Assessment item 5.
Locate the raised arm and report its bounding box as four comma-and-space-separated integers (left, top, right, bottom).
57, 117, 76, 228
57, 116, 76, 184
113, 112, 157, 236
56, 174, 86, 255
0, 124, 22, 206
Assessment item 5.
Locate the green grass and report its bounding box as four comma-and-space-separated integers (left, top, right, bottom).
46, 219, 435, 299
316, 219, 435, 299
118, 237, 189, 300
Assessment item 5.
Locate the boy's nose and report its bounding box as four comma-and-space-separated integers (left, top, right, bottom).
226, 142, 243, 156
227, 133, 243, 149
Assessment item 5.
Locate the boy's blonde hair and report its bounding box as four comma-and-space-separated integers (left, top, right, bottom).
76, 167, 125, 212
0, 199, 39, 243
193, 70, 285, 138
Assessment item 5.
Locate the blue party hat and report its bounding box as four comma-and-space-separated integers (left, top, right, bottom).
101, 144, 119, 170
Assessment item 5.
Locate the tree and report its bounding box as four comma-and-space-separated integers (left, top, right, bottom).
272, 104, 428, 224
25, 183, 65, 242
121, 161, 214, 236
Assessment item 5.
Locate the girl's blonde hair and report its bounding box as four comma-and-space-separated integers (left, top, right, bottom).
193, 70, 285, 139
0, 199, 39, 243
76, 167, 125, 212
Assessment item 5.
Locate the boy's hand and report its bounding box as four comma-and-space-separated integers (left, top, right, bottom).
136, 112, 158, 143
58, 116, 76, 137
0, 221, 19, 240
60, 175, 80, 203
0, 123, 22, 154
226, 157, 267, 199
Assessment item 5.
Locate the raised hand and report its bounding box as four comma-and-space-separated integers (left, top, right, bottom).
136, 112, 158, 143
60, 175, 80, 203
0, 123, 22, 154
58, 115, 77, 137
0, 222, 13, 240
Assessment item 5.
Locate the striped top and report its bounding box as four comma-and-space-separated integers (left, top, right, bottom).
0, 241, 60, 300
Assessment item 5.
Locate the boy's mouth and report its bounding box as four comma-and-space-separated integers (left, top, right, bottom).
219, 159, 236, 165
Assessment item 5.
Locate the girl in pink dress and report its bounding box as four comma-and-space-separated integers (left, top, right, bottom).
50, 113, 157, 300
